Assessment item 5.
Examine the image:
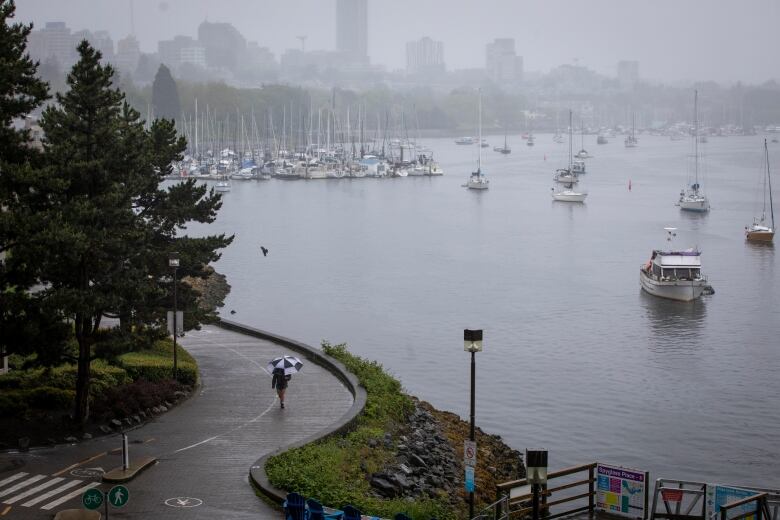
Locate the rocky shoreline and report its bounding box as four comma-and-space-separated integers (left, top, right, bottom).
368, 397, 525, 509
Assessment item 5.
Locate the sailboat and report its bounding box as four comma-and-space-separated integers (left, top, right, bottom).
625, 113, 638, 147
678, 90, 710, 212
495, 131, 511, 154
745, 139, 775, 242
575, 120, 590, 158
466, 89, 489, 190
552, 110, 587, 202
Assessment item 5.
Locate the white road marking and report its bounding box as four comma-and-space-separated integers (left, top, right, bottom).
0, 475, 46, 498
40, 482, 100, 510
0, 474, 28, 488
20, 479, 82, 507
3, 477, 64, 504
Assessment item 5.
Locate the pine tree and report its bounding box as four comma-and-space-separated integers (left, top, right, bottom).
0, 0, 54, 362
152, 64, 181, 121
22, 41, 233, 425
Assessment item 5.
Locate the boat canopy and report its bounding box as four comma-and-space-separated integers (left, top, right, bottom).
654, 251, 702, 267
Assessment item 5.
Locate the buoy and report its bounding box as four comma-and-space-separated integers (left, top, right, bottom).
629, 179, 632, 191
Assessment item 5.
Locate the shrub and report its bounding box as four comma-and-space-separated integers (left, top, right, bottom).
26, 386, 75, 410
91, 378, 182, 419
119, 341, 197, 387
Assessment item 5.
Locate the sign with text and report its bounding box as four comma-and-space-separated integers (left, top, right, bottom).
465, 466, 475, 492
167, 311, 183, 336
464, 440, 477, 467
596, 463, 649, 520
705, 485, 761, 520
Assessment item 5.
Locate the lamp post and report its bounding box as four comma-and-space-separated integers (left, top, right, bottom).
526, 449, 549, 520
168, 252, 180, 381
464, 328, 483, 520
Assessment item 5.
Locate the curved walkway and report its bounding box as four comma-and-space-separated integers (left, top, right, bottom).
0, 323, 358, 519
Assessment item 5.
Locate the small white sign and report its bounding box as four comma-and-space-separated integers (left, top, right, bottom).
167, 310, 184, 336
464, 440, 477, 467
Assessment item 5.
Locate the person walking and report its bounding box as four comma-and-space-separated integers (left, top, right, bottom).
271, 367, 291, 408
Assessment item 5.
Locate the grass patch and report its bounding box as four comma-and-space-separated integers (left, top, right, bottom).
265, 342, 456, 520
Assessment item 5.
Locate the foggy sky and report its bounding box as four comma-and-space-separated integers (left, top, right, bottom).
14, 0, 780, 84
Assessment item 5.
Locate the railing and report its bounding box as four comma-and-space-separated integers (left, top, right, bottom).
719, 493, 771, 520
496, 463, 597, 520
650, 479, 707, 520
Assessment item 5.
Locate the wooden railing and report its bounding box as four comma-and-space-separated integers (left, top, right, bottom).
719, 493, 771, 520
496, 463, 597, 520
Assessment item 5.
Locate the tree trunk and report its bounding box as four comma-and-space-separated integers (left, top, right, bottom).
73, 313, 90, 427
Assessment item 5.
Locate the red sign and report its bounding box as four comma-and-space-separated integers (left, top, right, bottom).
661, 489, 684, 503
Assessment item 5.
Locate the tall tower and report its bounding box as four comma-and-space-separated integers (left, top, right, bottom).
336, 0, 368, 63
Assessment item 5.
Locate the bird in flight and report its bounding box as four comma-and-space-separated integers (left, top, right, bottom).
260, 246, 269, 257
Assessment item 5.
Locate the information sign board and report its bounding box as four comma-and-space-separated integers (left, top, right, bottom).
464, 440, 477, 467
464, 466, 475, 492
706, 485, 760, 520
596, 463, 649, 520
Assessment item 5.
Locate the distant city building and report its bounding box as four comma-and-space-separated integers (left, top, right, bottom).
617, 60, 639, 88
27, 22, 78, 70
198, 21, 246, 73
114, 35, 141, 75
246, 42, 278, 77
486, 38, 523, 84
159, 35, 205, 70
336, 0, 368, 63
406, 37, 445, 75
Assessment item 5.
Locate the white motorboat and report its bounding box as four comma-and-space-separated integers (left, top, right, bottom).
640, 228, 707, 301
215, 176, 231, 192
553, 169, 579, 184
678, 90, 710, 212
466, 90, 489, 190
455, 136, 475, 145
552, 187, 587, 202
572, 160, 586, 175
745, 140, 775, 242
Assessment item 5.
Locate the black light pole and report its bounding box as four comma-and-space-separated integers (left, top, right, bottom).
169, 252, 180, 381
526, 449, 549, 520
464, 329, 483, 520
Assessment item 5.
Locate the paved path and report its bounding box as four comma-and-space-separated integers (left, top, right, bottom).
0, 325, 353, 519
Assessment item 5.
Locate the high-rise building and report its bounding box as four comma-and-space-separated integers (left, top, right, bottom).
486, 38, 523, 84
198, 21, 246, 72
114, 35, 141, 75
27, 22, 79, 70
159, 35, 204, 70
336, 0, 368, 63
617, 60, 639, 88
406, 37, 445, 75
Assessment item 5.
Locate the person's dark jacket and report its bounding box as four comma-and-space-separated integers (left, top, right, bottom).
271, 370, 291, 389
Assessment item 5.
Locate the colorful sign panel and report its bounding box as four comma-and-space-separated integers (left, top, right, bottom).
596, 463, 649, 520
706, 485, 760, 520
465, 466, 475, 492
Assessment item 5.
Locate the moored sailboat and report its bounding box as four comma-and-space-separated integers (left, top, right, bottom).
678, 90, 710, 212
745, 139, 775, 242
552, 110, 587, 202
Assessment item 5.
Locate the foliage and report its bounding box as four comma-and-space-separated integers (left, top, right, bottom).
119, 341, 197, 387
152, 64, 181, 121
266, 343, 453, 520
91, 378, 183, 419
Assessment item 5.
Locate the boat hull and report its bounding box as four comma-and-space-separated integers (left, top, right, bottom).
679, 198, 710, 212
746, 230, 774, 242
639, 269, 705, 301
552, 191, 587, 202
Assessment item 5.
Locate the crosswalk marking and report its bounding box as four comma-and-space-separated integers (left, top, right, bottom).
19, 479, 82, 507
0, 475, 46, 498
0, 474, 28, 489
40, 482, 100, 510
3, 477, 64, 504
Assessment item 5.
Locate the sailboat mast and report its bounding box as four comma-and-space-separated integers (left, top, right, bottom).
477, 89, 482, 172
767, 139, 775, 229
568, 110, 573, 170
694, 90, 699, 186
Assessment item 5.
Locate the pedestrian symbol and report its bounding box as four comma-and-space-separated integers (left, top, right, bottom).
108, 485, 129, 508
82, 488, 103, 510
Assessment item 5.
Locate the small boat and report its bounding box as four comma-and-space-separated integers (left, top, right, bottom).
597, 134, 608, 145
526, 133, 535, 146
455, 136, 475, 145
495, 134, 511, 154
640, 228, 708, 301
552, 185, 587, 202
625, 114, 638, 147
745, 139, 774, 242
572, 160, 586, 175
215, 175, 231, 192
466, 90, 489, 190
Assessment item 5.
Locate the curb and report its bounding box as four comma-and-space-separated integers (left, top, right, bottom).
215, 320, 368, 506
102, 455, 157, 483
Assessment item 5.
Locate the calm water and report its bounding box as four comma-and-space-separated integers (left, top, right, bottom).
183, 134, 780, 489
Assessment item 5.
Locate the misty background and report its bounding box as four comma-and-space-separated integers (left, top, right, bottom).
15, 0, 780, 84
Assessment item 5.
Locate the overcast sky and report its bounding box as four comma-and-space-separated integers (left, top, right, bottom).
14, 0, 780, 84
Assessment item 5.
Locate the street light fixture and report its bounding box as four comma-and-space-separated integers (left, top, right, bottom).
526, 449, 549, 520
168, 252, 179, 381
464, 328, 483, 519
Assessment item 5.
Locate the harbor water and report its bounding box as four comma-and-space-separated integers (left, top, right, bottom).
183, 134, 780, 489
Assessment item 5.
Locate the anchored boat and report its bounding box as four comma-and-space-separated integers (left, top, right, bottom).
640, 228, 708, 301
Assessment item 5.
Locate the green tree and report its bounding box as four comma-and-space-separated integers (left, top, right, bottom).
0, 0, 55, 363
152, 64, 180, 121
19, 41, 232, 425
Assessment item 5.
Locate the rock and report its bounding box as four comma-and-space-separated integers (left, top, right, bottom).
110, 419, 122, 428
164, 401, 172, 408
64, 436, 78, 443
99, 425, 113, 434
388, 472, 410, 489
145, 408, 152, 416
367, 438, 378, 448
174, 391, 186, 399
132, 415, 141, 424
158, 405, 168, 413
46, 438, 56, 445
151, 406, 160, 414
370, 476, 398, 498
139, 411, 147, 419
82, 433, 92, 440
123, 418, 133, 426
409, 454, 427, 468
399, 463, 412, 475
